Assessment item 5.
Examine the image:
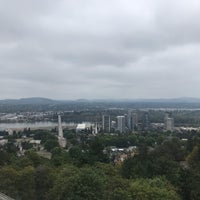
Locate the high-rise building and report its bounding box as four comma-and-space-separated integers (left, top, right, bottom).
124, 114, 128, 128
165, 117, 174, 132
164, 112, 170, 125
127, 110, 138, 131
117, 116, 125, 133
102, 115, 111, 133
164, 112, 174, 132
132, 112, 138, 130
142, 112, 150, 131
127, 110, 132, 130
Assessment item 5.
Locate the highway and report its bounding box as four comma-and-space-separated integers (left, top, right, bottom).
0, 193, 14, 200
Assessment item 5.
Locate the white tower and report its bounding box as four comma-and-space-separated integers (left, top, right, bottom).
58, 115, 63, 138
58, 115, 67, 148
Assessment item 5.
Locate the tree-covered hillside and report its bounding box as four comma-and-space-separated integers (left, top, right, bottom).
0, 129, 200, 200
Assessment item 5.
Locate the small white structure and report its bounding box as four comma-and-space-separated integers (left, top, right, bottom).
76, 123, 86, 133
30, 140, 41, 145
0, 192, 15, 200
0, 139, 8, 146
6, 129, 13, 136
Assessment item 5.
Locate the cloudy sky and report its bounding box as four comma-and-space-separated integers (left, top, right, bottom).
1, 0, 200, 100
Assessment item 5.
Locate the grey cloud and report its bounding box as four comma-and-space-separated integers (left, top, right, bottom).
0, 0, 200, 99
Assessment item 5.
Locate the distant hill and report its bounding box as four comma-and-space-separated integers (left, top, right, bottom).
132, 97, 200, 103
1, 97, 200, 105
0, 97, 54, 105
89, 97, 200, 103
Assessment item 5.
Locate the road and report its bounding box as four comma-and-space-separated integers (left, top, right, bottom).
0, 193, 14, 200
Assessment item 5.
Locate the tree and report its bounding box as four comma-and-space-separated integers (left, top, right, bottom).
17, 166, 36, 200
0, 150, 10, 166
44, 139, 59, 152
47, 166, 105, 200
0, 166, 19, 198
129, 177, 181, 200
51, 147, 70, 166
35, 165, 54, 200
104, 175, 131, 200
187, 144, 200, 171
178, 168, 194, 200
94, 162, 131, 199
154, 138, 184, 161
184, 144, 200, 199
89, 138, 109, 163
121, 155, 153, 179
69, 167, 105, 200
3, 141, 18, 154
68, 146, 93, 166
21, 141, 33, 150
121, 146, 180, 184
150, 156, 180, 184
25, 150, 42, 167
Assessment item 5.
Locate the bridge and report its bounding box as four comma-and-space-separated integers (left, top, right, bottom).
0, 193, 14, 200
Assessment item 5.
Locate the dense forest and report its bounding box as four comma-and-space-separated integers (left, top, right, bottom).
0, 129, 200, 200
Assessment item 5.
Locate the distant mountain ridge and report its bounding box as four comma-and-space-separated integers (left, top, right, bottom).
1, 97, 200, 105
0, 97, 54, 105
131, 97, 200, 103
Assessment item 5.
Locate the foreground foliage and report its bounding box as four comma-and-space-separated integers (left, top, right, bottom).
0, 130, 200, 200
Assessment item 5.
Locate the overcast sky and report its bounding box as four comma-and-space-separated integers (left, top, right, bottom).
1, 0, 200, 100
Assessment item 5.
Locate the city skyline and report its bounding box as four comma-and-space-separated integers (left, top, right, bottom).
1, 0, 200, 100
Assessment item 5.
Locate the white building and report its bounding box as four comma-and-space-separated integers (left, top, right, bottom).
0, 139, 8, 146
117, 116, 125, 133
165, 117, 174, 132
76, 123, 86, 133
102, 115, 111, 133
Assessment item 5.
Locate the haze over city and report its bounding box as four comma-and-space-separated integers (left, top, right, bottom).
1, 0, 200, 100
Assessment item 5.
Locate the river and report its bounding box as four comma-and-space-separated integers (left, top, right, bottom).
0, 121, 76, 131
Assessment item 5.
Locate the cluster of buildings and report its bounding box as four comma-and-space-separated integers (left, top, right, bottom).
109, 146, 138, 164
0, 112, 54, 123
102, 111, 174, 134
102, 110, 138, 134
